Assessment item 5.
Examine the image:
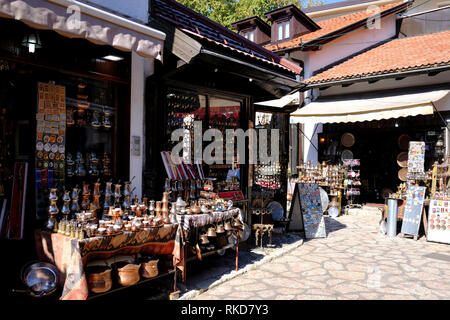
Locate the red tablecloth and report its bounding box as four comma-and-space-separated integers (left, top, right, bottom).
35, 224, 177, 300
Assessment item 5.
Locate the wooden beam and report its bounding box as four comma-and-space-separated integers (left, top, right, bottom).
149, 19, 202, 63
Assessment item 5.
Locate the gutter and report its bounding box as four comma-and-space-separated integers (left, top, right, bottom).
398, 4, 450, 18
47, 0, 166, 40
303, 65, 450, 89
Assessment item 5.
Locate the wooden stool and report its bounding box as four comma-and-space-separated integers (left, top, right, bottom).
253, 224, 274, 247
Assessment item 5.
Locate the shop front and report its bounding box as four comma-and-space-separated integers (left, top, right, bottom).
290, 85, 450, 205
0, 0, 166, 299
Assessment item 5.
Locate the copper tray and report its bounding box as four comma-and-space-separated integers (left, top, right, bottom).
398, 167, 408, 181
396, 152, 408, 167
341, 133, 355, 147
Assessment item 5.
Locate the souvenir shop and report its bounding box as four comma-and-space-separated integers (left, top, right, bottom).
0, 16, 136, 296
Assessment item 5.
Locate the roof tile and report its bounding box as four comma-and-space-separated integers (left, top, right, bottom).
304, 30, 450, 84
265, 2, 404, 51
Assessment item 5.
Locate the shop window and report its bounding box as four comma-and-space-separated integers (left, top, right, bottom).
163, 89, 242, 192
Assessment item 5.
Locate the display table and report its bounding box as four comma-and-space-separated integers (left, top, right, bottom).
173, 208, 241, 284
175, 208, 241, 233
35, 224, 178, 300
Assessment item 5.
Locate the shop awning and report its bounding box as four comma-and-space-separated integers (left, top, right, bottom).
0, 0, 165, 60
290, 87, 450, 124
255, 92, 300, 108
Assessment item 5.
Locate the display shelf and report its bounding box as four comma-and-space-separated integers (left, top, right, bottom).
87, 268, 176, 300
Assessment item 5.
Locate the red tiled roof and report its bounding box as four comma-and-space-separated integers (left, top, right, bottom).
304, 30, 450, 84
151, 0, 302, 75
265, 1, 407, 51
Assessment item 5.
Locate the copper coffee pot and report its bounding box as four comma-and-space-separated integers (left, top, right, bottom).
155, 201, 162, 217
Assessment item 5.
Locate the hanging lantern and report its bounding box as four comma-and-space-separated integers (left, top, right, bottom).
21, 31, 42, 53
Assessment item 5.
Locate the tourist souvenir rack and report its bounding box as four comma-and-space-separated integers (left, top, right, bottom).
343, 159, 361, 207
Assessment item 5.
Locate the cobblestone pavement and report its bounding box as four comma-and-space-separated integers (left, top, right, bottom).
193, 214, 450, 300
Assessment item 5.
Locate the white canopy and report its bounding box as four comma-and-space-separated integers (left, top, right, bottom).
255, 92, 300, 108
290, 87, 450, 124
0, 0, 165, 60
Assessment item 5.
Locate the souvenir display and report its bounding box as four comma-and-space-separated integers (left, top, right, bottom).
407, 141, 425, 173
343, 159, 360, 205
35, 83, 66, 220
296, 161, 345, 190
427, 192, 450, 244
292, 183, 327, 239
401, 185, 426, 237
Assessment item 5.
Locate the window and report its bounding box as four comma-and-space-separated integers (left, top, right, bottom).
243, 30, 255, 42
277, 20, 290, 40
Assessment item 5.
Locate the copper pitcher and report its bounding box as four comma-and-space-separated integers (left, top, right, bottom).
155, 201, 162, 217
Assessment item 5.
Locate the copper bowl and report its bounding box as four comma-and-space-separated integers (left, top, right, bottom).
86, 265, 112, 293
111, 260, 140, 286
138, 256, 159, 279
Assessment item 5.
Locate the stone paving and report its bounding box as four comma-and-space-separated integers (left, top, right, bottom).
192, 214, 450, 300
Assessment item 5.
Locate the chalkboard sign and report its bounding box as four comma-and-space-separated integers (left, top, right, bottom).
401, 185, 426, 236
288, 183, 326, 238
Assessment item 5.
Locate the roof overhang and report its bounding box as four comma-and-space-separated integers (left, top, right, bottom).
290, 85, 450, 124
0, 0, 165, 60
304, 65, 450, 89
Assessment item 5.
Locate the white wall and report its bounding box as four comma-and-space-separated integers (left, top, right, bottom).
308, 17, 397, 74
86, 0, 148, 22
288, 14, 397, 163
130, 52, 154, 199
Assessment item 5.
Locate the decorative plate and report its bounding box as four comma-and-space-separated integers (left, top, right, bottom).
267, 201, 284, 221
